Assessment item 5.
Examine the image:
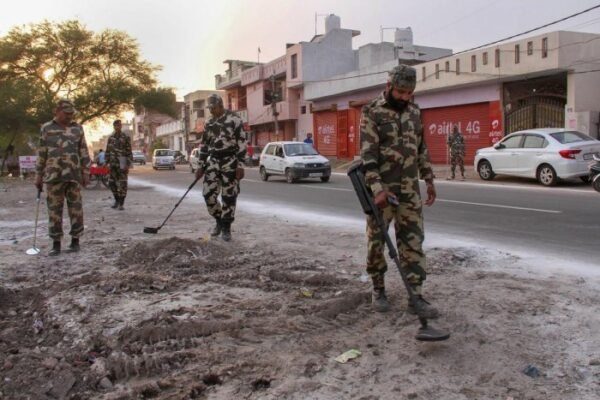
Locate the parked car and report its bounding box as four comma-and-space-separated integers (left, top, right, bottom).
132, 150, 146, 165
189, 148, 200, 173
152, 149, 175, 170
245, 145, 263, 166
259, 141, 331, 183
474, 128, 600, 186
169, 150, 187, 164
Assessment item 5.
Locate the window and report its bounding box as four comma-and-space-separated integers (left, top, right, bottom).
482, 52, 488, 65
541, 37, 548, 58
435, 64, 439, 79
445, 61, 450, 72
471, 55, 476, 72
514, 44, 520, 64
455, 59, 460, 75
495, 49, 500, 68
265, 144, 276, 156
523, 135, 547, 148
422, 66, 426, 81
500, 135, 523, 149
291, 54, 298, 79
527, 41, 533, 56
300, 105, 306, 114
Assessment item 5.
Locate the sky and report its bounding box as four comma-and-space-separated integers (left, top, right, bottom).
3, 0, 600, 101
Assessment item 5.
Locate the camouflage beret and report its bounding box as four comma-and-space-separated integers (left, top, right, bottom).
56, 99, 76, 113
388, 65, 416, 90
207, 94, 224, 108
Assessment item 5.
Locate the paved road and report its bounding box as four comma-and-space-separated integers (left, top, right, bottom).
130, 164, 599, 267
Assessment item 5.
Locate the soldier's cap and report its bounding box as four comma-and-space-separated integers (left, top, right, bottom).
207, 94, 224, 108
388, 65, 417, 90
56, 99, 76, 114
113, 119, 122, 126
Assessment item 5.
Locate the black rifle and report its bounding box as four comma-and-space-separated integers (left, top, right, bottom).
348, 161, 450, 341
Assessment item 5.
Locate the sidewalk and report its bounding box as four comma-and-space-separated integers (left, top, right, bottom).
333, 160, 476, 181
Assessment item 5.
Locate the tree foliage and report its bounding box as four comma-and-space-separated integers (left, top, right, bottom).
134, 87, 179, 119
0, 20, 176, 151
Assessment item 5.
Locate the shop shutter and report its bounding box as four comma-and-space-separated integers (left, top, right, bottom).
313, 111, 337, 156
421, 102, 496, 164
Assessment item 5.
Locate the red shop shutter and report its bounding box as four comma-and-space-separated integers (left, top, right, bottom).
421, 102, 493, 164
313, 111, 337, 156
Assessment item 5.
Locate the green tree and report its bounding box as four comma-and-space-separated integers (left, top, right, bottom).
135, 87, 179, 119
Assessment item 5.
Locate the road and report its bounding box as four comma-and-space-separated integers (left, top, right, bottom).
129, 164, 599, 267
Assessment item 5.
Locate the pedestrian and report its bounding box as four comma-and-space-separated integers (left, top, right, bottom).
359, 64, 439, 318
246, 142, 255, 166
195, 94, 246, 242
303, 133, 313, 144
105, 120, 133, 210
95, 149, 106, 166
34, 99, 91, 256
447, 125, 466, 180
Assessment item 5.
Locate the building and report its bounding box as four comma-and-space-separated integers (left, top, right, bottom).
132, 107, 176, 155
183, 90, 225, 151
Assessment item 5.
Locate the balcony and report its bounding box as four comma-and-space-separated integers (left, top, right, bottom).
249, 101, 298, 126
215, 71, 242, 90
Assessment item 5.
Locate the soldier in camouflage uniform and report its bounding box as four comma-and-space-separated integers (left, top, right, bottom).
195, 94, 246, 242
105, 120, 133, 210
360, 65, 439, 318
447, 125, 466, 180
35, 99, 91, 256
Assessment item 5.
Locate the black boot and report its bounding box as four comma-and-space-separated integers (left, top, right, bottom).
118, 196, 125, 211
66, 238, 80, 253
49, 241, 61, 256
211, 218, 222, 237
221, 221, 232, 242
372, 288, 390, 312
111, 194, 119, 209
408, 296, 440, 319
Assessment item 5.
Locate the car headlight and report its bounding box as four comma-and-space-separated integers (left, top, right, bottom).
293, 163, 304, 168
323, 161, 330, 166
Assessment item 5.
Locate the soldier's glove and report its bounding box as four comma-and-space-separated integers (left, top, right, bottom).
34, 175, 43, 192
235, 167, 245, 180
195, 168, 205, 180
373, 191, 389, 209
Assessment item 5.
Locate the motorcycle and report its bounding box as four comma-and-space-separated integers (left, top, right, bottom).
591, 153, 600, 193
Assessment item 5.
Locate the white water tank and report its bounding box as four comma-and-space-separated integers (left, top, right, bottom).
325, 14, 341, 33
394, 27, 414, 50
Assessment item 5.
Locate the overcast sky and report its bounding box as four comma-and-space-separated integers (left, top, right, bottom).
2, 0, 600, 99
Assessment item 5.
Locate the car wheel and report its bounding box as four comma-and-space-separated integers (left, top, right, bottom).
320, 176, 330, 183
477, 160, 495, 181
537, 164, 557, 186
259, 166, 269, 181
593, 174, 600, 192
285, 169, 295, 184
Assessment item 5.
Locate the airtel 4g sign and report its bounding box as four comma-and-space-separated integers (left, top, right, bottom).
428, 120, 481, 139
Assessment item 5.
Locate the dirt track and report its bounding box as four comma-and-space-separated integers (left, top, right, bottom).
1, 178, 599, 399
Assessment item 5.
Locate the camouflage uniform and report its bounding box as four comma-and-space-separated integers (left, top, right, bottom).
447, 129, 466, 178
198, 105, 246, 225
360, 66, 435, 296
105, 129, 133, 204
36, 115, 91, 241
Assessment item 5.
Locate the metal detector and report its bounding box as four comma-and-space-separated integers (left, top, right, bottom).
143, 176, 201, 234
347, 162, 450, 342
26, 189, 42, 255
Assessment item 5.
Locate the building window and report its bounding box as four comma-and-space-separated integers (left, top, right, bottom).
435, 64, 439, 79
455, 59, 460, 75
482, 52, 488, 65
422, 66, 426, 81
527, 41, 533, 55
300, 105, 306, 114
541, 37, 548, 58
445, 61, 450, 72
291, 54, 298, 79
515, 44, 520, 64
471, 55, 476, 72
495, 49, 500, 68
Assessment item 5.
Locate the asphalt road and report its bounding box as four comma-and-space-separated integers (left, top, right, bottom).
130, 164, 599, 267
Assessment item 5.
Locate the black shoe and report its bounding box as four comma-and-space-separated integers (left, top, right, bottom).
408, 296, 439, 319
49, 241, 61, 256
211, 218, 222, 237
66, 239, 80, 253
118, 197, 125, 210
111, 200, 119, 209
221, 222, 232, 242
372, 289, 390, 312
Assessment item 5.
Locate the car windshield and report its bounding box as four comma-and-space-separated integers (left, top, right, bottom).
284, 143, 319, 156
155, 150, 169, 156
550, 131, 595, 144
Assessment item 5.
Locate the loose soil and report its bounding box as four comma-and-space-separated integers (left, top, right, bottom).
0, 176, 598, 400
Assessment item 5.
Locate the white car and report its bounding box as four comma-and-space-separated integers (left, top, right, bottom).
189, 148, 200, 173
152, 148, 175, 170
474, 128, 600, 186
259, 141, 331, 183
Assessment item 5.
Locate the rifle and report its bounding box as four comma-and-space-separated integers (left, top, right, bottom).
347, 161, 450, 341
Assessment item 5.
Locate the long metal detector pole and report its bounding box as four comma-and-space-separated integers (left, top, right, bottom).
26, 189, 42, 255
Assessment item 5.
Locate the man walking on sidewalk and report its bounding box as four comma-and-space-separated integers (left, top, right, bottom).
106, 120, 133, 210
447, 125, 466, 180
35, 99, 90, 256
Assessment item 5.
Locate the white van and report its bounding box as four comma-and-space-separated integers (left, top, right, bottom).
152, 149, 175, 170
259, 141, 331, 183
